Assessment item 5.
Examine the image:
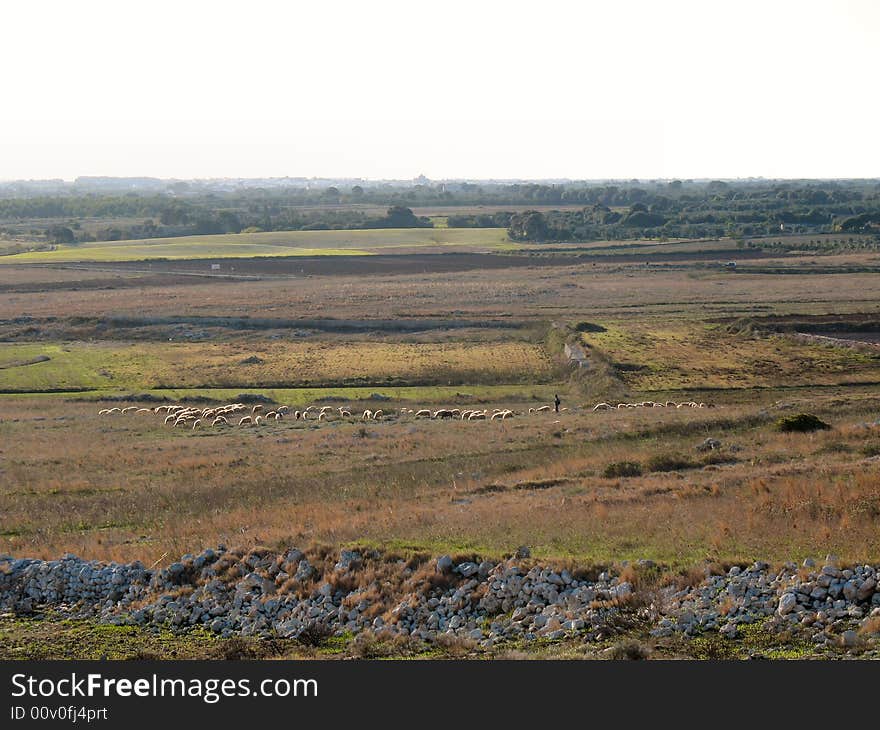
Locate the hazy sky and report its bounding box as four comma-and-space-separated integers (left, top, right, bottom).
3, 0, 878, 180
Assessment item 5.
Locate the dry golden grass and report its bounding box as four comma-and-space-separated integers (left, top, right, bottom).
4, 252, 880, 572
2, 390, 879, 569
5, 260, 880, 325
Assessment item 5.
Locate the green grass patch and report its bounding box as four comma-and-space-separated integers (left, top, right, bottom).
0, 228, 513, 263
0, 341, 555, 393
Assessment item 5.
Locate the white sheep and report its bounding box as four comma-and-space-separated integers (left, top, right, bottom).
238, 416, 253, 426
362, 410, 373, 420
212, 416, 229, 427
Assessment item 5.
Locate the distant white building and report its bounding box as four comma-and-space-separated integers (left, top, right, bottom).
564, 343, 589, 368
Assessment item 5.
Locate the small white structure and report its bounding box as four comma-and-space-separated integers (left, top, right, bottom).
210, 263, 221, 271
564, 342, 589, 368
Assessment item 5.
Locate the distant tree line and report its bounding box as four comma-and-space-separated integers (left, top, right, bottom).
1, 179, 880, 244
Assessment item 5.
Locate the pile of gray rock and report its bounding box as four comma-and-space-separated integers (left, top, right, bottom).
655, 555, 880, 648
1, 548, 878, 651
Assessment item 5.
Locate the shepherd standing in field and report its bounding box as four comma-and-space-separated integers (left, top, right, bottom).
554, 394, 561, 413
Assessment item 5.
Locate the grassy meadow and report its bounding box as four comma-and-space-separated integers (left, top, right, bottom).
579, 321, 880, 391
0, 227, 514, 263
1, 241, 880, 576
0, 340, 554, 392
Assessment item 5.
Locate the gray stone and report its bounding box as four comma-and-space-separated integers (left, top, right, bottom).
777, 593, 797, 616
294, 560, 315, 582
334, 550, 362, 572
857, 578, 876, 601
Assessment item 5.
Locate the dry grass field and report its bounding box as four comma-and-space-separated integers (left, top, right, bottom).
1, 243, 880, 572
3, 240, 880, 659
2, 389, 880, 569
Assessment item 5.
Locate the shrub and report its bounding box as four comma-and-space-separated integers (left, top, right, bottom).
606, 639, 651, 660
433, 633, 478, 657
775, 413, 831, 433
349, 630, 425, 659
295, 620, 334, 647
209, 637, 266, 660
602, 461, 643, 478
646, 453, 695, 472
573, 321, 607, 333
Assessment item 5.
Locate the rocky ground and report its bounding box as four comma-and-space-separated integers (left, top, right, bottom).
2, 546, 879, 658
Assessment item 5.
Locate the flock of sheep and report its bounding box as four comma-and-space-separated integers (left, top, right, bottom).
591, 400, 707, 410
97, 399, 710, 430
96, 403, 536, 429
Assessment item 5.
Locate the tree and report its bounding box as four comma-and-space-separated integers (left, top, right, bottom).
363, 206, 432, 229
46, 225, 75, 244
507, 211, 549, 241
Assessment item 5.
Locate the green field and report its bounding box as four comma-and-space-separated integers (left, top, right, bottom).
0, 341, 554, 392
0, 227, 514, 263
